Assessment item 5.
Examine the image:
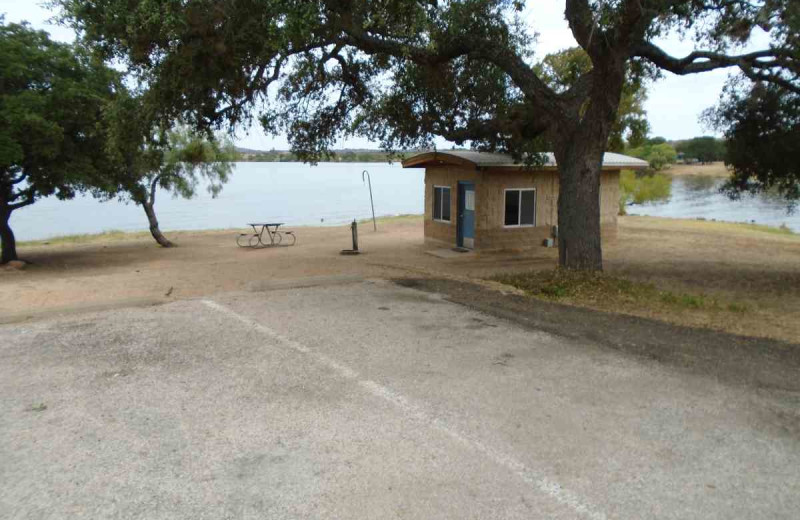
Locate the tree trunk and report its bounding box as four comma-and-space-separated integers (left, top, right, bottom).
552, 54, 627, 271
0, 205, 18, 264
554, 140, 605, 271
142, 200, 174, 248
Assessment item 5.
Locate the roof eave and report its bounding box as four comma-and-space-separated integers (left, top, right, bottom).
401, 152, 478, 169
401, 151, 649, 171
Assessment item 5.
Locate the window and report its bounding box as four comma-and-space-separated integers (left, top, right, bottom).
433, 186, 451, 222
504, 189, 536, 227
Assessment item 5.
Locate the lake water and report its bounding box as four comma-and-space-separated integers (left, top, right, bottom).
11, 163, 423, 241
9, 163, 799, 241
629, 175, 799, 232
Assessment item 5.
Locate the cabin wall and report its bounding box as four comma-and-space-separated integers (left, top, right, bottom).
423, 166, 620, 250
599, 170, 620, 240
472, 168, 556, 250
423, 166, 480, 247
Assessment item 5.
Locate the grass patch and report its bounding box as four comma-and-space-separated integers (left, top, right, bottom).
679, 218, 798, 238
358, 214, 423, 225
492, 268, 751, 314
18, 230, 151, 246
731, 222, 796, 236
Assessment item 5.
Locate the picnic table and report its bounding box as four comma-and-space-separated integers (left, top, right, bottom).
236, 222, 296, 248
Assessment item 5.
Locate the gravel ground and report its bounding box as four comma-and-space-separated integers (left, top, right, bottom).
1, 279, 799, 519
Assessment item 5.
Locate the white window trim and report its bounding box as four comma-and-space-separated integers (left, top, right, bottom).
433, 185, 452, 223
503, 188, 537, 228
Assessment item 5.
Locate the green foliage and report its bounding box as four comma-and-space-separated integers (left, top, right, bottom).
705, 79, 800, 203
619, 170, 672, 213
536, 47, 651, 152
54, 0, 799, 269
626, 143, 678, 172
100, 92, 236, 206
492, 268, 739, 313
0, 19, 119, 261
0, 21, 119, 200
674, 137, 727, 163
162, 127, 237, 199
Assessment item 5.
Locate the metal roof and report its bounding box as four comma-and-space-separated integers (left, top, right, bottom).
401, 150, 649, 170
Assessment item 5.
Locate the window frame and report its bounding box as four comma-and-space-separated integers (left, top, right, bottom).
503, 188, 537, 228
432, 185, 452, 223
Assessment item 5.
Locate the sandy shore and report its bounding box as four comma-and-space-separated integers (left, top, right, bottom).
664, 162, 730, 177
2, 215, 799, 343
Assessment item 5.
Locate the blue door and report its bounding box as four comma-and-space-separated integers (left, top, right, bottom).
457, 182, 476, 249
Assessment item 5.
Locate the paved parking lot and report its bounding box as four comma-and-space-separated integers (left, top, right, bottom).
1, 280, 798, 519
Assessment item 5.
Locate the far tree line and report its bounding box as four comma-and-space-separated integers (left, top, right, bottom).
238, 135, 727, 169
626, 136, 728, 172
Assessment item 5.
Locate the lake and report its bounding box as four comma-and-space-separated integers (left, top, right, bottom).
11, 163, 423, 241
629, 175, 799, 232
9, 163, 799, 241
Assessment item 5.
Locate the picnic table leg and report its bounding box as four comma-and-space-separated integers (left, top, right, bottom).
253, 225, 265, 247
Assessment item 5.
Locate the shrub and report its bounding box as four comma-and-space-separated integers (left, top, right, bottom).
619, 170, 672, 212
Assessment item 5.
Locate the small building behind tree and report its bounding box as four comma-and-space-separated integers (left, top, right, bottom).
401, 151, 648, 251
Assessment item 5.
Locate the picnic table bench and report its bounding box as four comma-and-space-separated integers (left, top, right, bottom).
236, 223, 296, 248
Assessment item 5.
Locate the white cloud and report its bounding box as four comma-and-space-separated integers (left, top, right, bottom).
0, 1, 74, 42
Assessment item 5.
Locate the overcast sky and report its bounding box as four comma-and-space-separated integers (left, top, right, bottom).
2, 1, 756, 150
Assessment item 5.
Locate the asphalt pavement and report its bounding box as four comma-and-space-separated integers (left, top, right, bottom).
1, 280, 798, 519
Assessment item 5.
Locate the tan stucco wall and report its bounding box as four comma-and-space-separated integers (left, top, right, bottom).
599, 170, 620, 225
423, 166, 478, 247
423, 166, 620, 250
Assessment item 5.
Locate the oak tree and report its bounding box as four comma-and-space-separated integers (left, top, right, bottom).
100, 94, 236, 247
0, 20, 118, 263
57, 0, 799, 269
705, 80, 799, 203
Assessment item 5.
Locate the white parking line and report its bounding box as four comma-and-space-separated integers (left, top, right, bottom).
202, 298, 608, 520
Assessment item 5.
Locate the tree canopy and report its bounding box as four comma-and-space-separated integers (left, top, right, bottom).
536, 47, 651, 152
675, 136, 727, 163
100, 93, 237, 247
56, 0, 800, 270
627, 142, 678, 172
706, 79, 800, 203
0, 19, 119, 263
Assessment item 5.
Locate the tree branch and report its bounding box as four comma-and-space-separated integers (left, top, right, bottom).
635, 43, 800, 94
9, 192, 35, 210
561, 70, 594, 108
331, 11, 566, 124
565, 0, 601, 57
429, 103, 549, 146
149, 175, 161, 205
9, 172, 28, 185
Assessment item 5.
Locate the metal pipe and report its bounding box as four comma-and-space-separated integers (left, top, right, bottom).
362, 170, 376, 231
351, 220, 359, 251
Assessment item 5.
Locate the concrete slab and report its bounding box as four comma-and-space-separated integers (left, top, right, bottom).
424, 248, 475, 259
1, 281, 798, 519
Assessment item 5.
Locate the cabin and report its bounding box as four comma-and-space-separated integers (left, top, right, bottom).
401, 151, 649, 251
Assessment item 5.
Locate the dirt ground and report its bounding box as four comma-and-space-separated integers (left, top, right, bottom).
1, 215, 799, 344
665, 162, 730, 177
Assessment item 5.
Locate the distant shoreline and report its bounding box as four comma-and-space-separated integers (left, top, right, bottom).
662, 162, 730, 178
236, 151, 408, 163
17, 215, 425, 247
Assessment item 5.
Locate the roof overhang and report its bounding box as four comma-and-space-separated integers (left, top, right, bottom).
401, 151, 479, 169
401, 151, 649, 171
